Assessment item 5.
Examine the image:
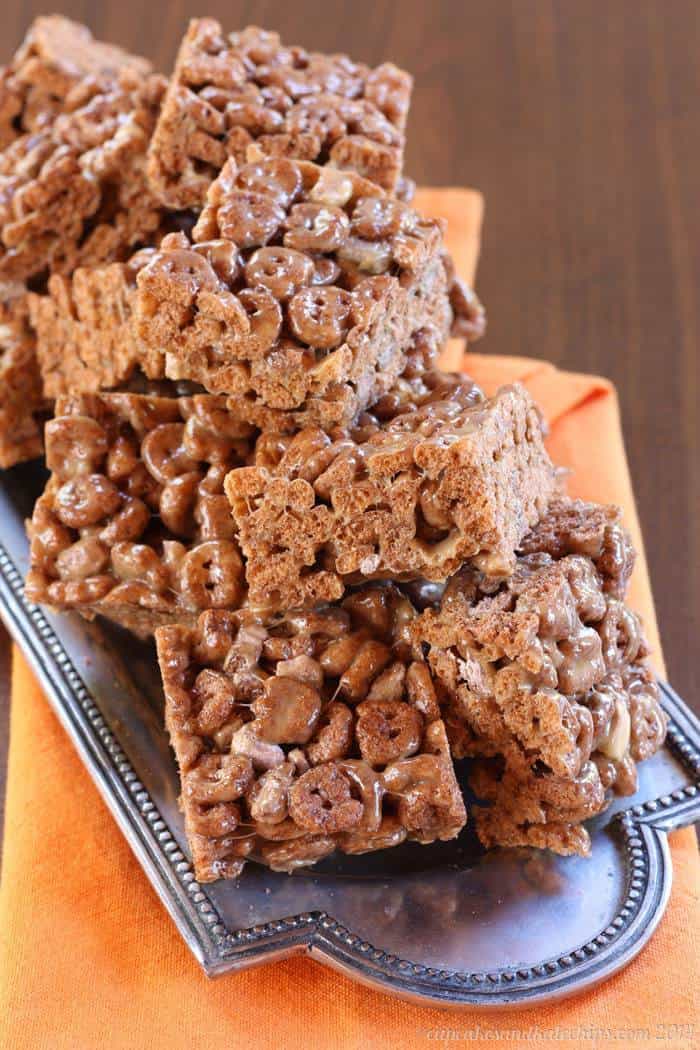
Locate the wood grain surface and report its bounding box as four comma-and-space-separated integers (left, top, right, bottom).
1, 1, 698, 843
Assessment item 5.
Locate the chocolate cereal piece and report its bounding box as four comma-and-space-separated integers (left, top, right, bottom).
0, 68, 166, 284
0, 15, 152, 149
0, 284, 47, 467
225, 382, 557, 607
26, 392, 257, 638
136, 156, 454, 427
156, 582, 466, 881
147, 20, 411, 209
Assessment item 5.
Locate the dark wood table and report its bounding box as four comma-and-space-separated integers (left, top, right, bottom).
1, 1, 698, 843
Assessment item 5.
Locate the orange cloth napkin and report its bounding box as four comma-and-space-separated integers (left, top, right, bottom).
1, 191, 699, 1050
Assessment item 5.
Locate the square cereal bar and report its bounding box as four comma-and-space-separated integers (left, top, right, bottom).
0, 15, 152, 149
0, 68, 166, 284
412, 500, 667, 855
29, 251, 154, 399
517, 497, 636, 599
24, 361, 492, 635
147, 19, 412, 209
156, 582, 466, 881
469, 660, 665, 854
225, 382, 557, 607
28, 255, 437, 415
136, 156, 454, 427
26, 391, 257, 637
0, 284, 47, 466
29, 160, 480, 413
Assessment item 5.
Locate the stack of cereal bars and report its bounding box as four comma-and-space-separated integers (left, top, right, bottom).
2, 17, 666, 881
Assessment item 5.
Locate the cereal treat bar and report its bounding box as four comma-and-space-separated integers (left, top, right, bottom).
518, 497, 636, 599
28, 212, 201, 398
225, 382, 557, 607
413, 499, 667, 855
470, 659, 666, 856
0, 68, 166, 284
156, 582, 466, 881
147, 19, 412, 209
0, 15, 152, 149
25, 391, 258, 638
136, 156, 455, 427
0, 284, 47, 467
29, 251, 154, 400
28, 249, 437, 414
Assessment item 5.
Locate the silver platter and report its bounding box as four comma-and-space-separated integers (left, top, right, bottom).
1, 461, 698, 1007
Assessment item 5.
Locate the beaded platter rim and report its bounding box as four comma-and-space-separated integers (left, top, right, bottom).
0, 536, 698, 1008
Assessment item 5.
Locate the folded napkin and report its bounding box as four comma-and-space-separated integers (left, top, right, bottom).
1, 190, 698, 1050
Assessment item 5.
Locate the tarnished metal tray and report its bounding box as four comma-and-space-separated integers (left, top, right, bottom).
1, 460, 699, 1008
